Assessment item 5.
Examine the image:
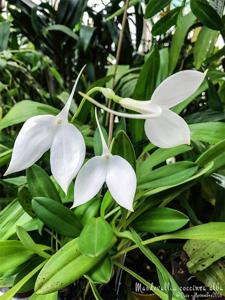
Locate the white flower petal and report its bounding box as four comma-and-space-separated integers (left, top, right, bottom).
72, 156, 107, 207
144, 109, 190, 148
50, 123, 86, 193
106, 155, 136, 211
151, 70, 205, 108
5, 115, 55, 175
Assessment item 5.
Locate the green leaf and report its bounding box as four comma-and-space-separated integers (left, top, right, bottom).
138, 161, 198, 189
142, 162, 212, 197
157, 48, 169, 84
185, 109, 224, 124
169, 12, 196, 74
207, 80, 223, 111
196, 139, 225, 174
100, 191, 113, 218
88, 256, 112, 284
0, 22, 10, 51
0, 200, 33, 240
133, 44, 160, 100
35, 239, 80, 294
80, 25, 95, 51
190, 0, 224, 30
184, 240, 225, 273
16, 226, 50, 258
0, 240, 34, 276
45, 24, 78, 40
13, 256, 44, 293
35, 238, 108, 294
149, 222, 225, 243
152, 8, 180, 36
111, 130, 136, 169
193, 26, 219, 69
74, 198, 101, 226
27, 165, 60, 202
134, 207, 189, 233
56, 0, 87, 27
0, 149, 12, 167
0, 101, 58, 130
138, 145, 191, 177
18, 186, 35, 217
1, 176, 26, 186
145, 0, 171, 19
190, 122, 225, 144
0, 261, 46, 300
195, 260, 225, 296
29, 292, 58, 300
79, 218, 114, 257
131, 230, 185, 300
49, 67, 64, 87
32, 197, 82, 237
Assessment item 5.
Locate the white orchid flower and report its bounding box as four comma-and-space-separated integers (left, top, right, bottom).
119, 70, 205, 148
72, 110, 137, 211
4, 67, 86, 194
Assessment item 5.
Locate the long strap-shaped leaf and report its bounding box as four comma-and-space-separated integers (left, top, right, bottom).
130, 229, 186, 300
0, 261, 46, 300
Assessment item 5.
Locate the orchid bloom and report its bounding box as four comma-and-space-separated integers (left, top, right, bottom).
4, 67, 86, 193
72, 110, 137, 211
119, 70, 205, 148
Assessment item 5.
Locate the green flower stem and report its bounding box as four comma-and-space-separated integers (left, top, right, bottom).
71, 87, 122, 121
77, 92, 157, 119
104, 206, 121, 219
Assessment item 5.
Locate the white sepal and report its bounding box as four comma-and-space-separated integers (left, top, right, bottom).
95, 109, 109, 155
144, 109, 190, 148
4, 115, 55, 175
106, 155, 136, 211
151, 70, 205, 108
72, 156, 107, 208
57, 65, 86, 120
50, 123, 86, 193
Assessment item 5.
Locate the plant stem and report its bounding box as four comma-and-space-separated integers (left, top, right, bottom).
104, 206, 121, 219
107, 0, 130, 145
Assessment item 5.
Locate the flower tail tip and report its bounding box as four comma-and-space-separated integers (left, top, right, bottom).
122, 205, 134, 212
70, 202, 78, 209
3, 168, 12, 176
186, 138, 191, 146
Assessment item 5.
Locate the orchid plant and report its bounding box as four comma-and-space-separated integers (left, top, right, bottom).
3, 0, 225, 300
4, 69, 205, 212
2, 1, 225, 298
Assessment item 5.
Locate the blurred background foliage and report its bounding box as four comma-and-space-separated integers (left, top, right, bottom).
1, 0, 225, 299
